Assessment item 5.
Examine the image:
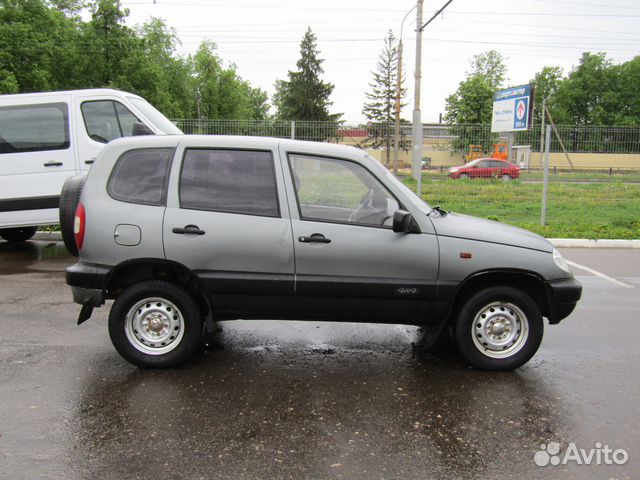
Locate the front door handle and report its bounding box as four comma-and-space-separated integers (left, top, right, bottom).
172, 224, 206, 235
84, 159, 95, 165
298, 233, 331, 244
44, 161, 63, 167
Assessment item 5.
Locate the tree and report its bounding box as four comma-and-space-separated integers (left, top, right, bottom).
362, 30, 406, 166
530, 65, 564, 125
468, 50, 507, 90
444, 51, 508, 152
274, 27, 341, 139
555, 52, 620, 127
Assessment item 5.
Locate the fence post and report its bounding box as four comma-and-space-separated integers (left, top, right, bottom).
291, 121, 295, 140
541, 125, 551, 226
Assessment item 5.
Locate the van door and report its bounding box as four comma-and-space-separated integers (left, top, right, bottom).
74, 95, 146, 173
0, 95, 74, 227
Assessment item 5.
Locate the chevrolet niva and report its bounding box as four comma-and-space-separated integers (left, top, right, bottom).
63, 135, 581, 370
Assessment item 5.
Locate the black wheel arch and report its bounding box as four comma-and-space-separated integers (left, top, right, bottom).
104, 258, 212, 317
446, 269, 551, 322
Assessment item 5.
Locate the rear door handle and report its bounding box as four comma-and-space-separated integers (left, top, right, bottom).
172, 224, 206, 235
44, 161, 63, 167
298, 233, 331, 244
84, 159, 95, 165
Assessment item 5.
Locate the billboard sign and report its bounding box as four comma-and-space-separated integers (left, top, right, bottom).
491, 84, 533, 133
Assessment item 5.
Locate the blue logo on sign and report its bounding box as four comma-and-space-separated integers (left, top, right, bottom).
513, 97, 529, 129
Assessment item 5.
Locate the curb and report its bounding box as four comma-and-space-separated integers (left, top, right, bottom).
35, 231, 639, 248
549, 238, 640, 249
34, 231, 63, 241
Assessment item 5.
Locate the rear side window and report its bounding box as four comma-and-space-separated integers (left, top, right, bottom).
0, 103, 69, 154
81, 100, 141, 143
108, 148, 173, 206
180, 149, 279, 217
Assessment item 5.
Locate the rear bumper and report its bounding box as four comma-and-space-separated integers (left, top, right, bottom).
66, 262, 110, 306
546, 277, 582, 324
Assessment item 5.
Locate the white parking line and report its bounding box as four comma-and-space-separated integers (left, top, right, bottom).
566, 260, 634, 288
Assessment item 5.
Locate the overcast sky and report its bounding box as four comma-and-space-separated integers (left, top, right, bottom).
120, 0, 640, 123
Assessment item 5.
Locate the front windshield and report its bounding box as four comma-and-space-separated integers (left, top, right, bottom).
127, 97, 182, 135
363, 154, 432, 214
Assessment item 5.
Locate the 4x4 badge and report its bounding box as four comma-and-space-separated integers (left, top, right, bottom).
396, 287, 418, 296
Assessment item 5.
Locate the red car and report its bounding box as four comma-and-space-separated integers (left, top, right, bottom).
448, 158, 520, 180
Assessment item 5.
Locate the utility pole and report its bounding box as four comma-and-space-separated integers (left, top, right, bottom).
392, 40, 403, 176
410, 0, 454, 196
411, 0, 424, 196
393, 5, 415, 176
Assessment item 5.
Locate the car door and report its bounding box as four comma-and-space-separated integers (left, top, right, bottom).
473, 160, 492, 178
281, 148, 439, 323
163, 139, 295, 318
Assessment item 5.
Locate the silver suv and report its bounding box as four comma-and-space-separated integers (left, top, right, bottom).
64, 135, 581, 370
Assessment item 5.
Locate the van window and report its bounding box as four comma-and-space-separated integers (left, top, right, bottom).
81, 100, 141, 143
107, 148, 173, 206
0, 103, 69, 154
180, 149, 279, 217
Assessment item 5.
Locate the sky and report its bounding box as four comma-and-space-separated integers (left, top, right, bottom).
119, 0, 640, 124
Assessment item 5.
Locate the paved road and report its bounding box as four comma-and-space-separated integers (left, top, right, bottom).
0, 240, 638, 479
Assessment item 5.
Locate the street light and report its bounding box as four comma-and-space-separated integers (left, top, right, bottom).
392, 4, 415, 176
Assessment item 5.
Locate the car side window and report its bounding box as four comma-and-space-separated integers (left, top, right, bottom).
107, 148, 173, 206
0, 103, 69, 154
288, 153, 400, 228
179, 149, 279, 217
81, 100, 141, 143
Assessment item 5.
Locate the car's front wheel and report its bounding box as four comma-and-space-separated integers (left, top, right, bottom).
108, 281, 203, 368
453, 287, 543, 371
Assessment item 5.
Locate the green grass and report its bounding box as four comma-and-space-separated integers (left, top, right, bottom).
401, 175, 640, 239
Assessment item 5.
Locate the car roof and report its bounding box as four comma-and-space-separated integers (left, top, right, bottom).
109, 134, 365, 159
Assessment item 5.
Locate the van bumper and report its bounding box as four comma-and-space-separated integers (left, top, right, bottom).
546, 277, 582, 324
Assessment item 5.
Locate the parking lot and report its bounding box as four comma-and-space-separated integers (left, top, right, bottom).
0, 240, 638, 479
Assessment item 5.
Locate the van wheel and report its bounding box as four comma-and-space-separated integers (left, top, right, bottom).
453, 287, 543, 371
59, 176, 86, 256
108, 281, 203, 368
0, 226, 37, 243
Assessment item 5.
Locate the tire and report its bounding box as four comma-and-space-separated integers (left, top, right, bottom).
453, 287, 543, 371
502, 174, 511, 181
108, 281, 203, 368
0, 226, 37, 243
59, 176, 86, 256
459, 173, 470, 180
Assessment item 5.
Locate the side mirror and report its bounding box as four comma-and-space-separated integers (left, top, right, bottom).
132, 122, 154, 136
393, 210, 421, 233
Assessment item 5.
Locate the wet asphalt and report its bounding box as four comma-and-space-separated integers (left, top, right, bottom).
0, 241, 638, 480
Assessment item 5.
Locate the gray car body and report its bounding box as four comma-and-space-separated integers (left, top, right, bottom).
67, 135, 578, 328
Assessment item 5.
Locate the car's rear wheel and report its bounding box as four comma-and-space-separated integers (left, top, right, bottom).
59, 176, 86, 256
453, 287, 543, 371
0, 226, 37, 243
108, 280, 203, 368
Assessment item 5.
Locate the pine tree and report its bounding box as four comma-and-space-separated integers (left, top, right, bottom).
274, 27, 341, 140
362, 30, 406, 166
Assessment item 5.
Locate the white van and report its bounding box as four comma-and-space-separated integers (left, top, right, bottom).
0, 89, 182, 242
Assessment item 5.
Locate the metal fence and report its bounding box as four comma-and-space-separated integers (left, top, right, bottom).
170, 119, 639, 238
172, 119, 640, 172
